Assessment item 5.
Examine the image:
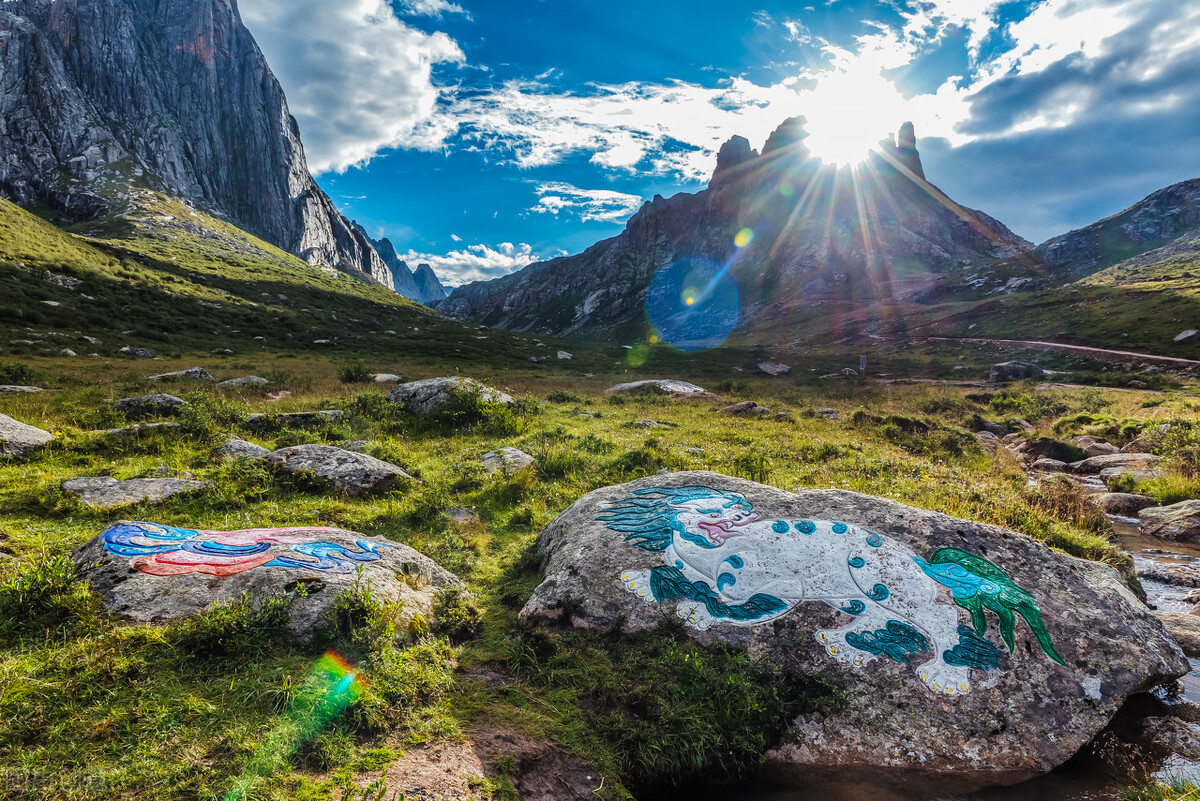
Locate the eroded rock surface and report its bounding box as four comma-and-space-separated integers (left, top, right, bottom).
522, 471, 1187, 785
1140, 501, 1200, 542
73, 522, 463, 638
63, 476, 211, 509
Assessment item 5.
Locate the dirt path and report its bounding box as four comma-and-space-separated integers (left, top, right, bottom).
921, 337, 1200, 369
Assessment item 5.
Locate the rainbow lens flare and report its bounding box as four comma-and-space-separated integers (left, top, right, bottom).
222, 651, 366, 801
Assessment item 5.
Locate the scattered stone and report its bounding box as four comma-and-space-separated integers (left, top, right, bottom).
482, 447, 536, 474
148, 367, 215, 382
119, 346, 157, 358
974, 431, 1000, 453
210, 348, 234, 356
217, 439, 271, 461
219, 376, 268, 388
0, 385, 43, 393
1174, 330, 1198, 343
1140, 501, 1200, 543
606, 379, 708, 396
101, 422, 182, 439
1093, 493, 1157, 516
1156, 612, 1200, 658
0, 413, 55, 458
557, 351, 573, 360
814, 409, 840, 421
60, 348, 77, 357
266, 445, 412, 495
720, 401, 770, 417
1070, 453, 1162, 474
1031, 458, 1068, 472
522, 471, 1187, 784
62, 476, 212, 509
312, 339, 333, 345
82, 336, 102, 345
756, 361, 792, 377
1101, 467, 1165, 486
1071, 436, 1120, 457
387, 377, 515, 415
74, 521, 464, 640
989, 361, 1045, 383
111, 394, 186, 418
445, 507, 480, 525
774, 411, 794, 423
372, 374, 402, 383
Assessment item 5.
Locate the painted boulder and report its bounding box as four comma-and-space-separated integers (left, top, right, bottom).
74, 521, 464, 638
522, 471, 1187, 787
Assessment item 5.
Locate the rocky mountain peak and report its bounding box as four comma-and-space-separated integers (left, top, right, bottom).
709, 135, 759, 187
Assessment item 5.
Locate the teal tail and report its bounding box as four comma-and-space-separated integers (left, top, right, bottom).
924, 548, 1065, 666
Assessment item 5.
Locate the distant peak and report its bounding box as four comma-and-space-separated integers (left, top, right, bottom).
761, 116, 811, 159
891, 120, 925, 180
709, 135, 759, 187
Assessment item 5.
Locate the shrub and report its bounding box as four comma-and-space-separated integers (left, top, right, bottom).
178, 390, 246, 442
439, 385, 530, 436
0, 361, 36, 385
337, 359, 372, 384
545, 389, 583, 403
166, 592, 291, 658
432, 588, 481, 641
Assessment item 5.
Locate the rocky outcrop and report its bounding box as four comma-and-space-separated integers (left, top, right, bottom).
0, 0, 393, 288
0, 412, 54, 457
441, 119, 1032, 339
412, 263, 448, 304
522, 471, 1187, 786
387, 377, 514, 415
74, 521, 464, 639
63, 476, 211, 508
1140, 500, 1200, 542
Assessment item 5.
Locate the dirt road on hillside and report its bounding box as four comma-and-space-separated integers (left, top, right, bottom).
919, 337, 1200, 369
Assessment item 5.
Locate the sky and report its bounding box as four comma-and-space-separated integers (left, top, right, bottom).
237, 0, 1200, 287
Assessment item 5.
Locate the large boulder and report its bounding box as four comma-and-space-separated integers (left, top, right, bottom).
1093, 493, 1157, 516
1071, 436, 1119, 457
265, 445, 412, 495
522, 471, 1187, 786
605, 379, 707, 396
63, 476, 212, 509
0, 412, 54, 458
756, 361, 792, 377
387, 377, 514, 415
1070, 453, 1162, 475
989, 362, 1045, 383
73, 521, 464, 639
0, 385, 43, 393
1155, 612, 1200, 658
148, 367, 215, 382
1139, 501, 1200, 543
111, 393, 187, 418
218, 375, 268, 388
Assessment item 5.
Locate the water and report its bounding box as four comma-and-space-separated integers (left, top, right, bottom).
654, 483, 1200, 801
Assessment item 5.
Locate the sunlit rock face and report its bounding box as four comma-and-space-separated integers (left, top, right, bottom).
0, 0, 392, 288
441, 116, 1035, 343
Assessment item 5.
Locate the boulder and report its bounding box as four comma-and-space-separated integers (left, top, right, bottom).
989, 362, 1045, 383
756, 361, 793, 377
0, 412, 54, 458
721, 401, 770, 417
211, 348, 234, 356
1032, 458, 1067, 472
372, 374, 402, 383
0, 385, 43, 393
1092, 493, 1157, 516
148, 367, 215, 382
101, 422, 181, 439
1025, 438, 1084, 465
522, 471, 1187, 785
1122, 436, 1156, 454
973, 431, 1000, 453
605, 379, 707, 396
814, 409, 840, 421
218, 375, 268, 388
1070, 453, 1162, 475
265, 445, 412, 496
1071, 436, 1119, 457
557, 351, 573, 360
1155, 612, 1200, 658
217, 439, 270, 461
482, 447, 535, 474
63, 476, 212, 509
119, 346, 157, 358
73, 521, 464, 639
1101, 467, 1165, 486
1140, 501, 1200, 542
111, 394, 186, 418
387, 377, 514, 415
1175, 330, 1198, 343
1139, 564, 1200, 588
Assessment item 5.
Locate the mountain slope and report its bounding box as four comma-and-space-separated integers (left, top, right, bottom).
0, 0, 393, 288
440, 119, 1035, 345
350, 223, 447, 305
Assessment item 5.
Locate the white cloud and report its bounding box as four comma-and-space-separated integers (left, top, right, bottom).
238, 0, 464, 174
532, 182, 645, 222
397, 242, 548, 285
397, 0, 470, 18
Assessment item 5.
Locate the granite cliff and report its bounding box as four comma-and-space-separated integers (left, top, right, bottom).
0, 0, 393, 288
352, 223, 448, 305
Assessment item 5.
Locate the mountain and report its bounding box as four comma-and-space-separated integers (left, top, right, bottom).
1038, 178, 1200, 280
350, 223, 448, 305
0, 0, 394, 289
439, 119, 1035, 344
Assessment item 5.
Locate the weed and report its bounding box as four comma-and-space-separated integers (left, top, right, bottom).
0, 549, 95, 636
166, 592, 291, 659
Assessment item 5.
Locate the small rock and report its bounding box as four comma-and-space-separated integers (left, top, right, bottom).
1093, 493, 1157, 516
989, 362, 1045, 383
312, 339, 333, 345
814, 409, 840, 421
0, 385, 44, 394
557, 351, 573, 360
721, 401, 770, 417
774, 412, 794, 423
62, 476, 212, 509
210, 348, 234, 356
217, 439, 271, 461
0, 413, 55, 458
1140, 501, 1200, 542
253, 336, 266, 342
266, 445, 412, 495
482, 447, 536, 474
974, 418, 1009, 437
626, 420, 665, 429
1174, 330, 1198, 343
111, 394, 187, 418
974, 431, 1000, 453
372, 374, 402, 383
101, 422, 182, 439
756, 361, 792, 377
81, 336, 102, 345
60, 348, 77, 356
605, 379, 707, 396
1156, 612, 1200, 657
148, 367, 215, 382
1010, 418, 1034, 432
1128, 380, 1149, 389
1032, 458, 1067, 472
219, 375, 268, 388
445, 507, 480, 525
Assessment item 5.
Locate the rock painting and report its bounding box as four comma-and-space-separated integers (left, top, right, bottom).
597, 486, 1063, 695
99, 521, 392, 577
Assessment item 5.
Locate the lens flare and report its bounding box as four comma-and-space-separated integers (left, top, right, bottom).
734, 228, 754, 248
222, 651, 366, 801
645, 256, 741, 352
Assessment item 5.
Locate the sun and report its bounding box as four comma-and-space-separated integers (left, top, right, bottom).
800, 68, 909, 167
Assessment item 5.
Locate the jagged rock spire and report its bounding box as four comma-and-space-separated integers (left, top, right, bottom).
894, 121, 925, 180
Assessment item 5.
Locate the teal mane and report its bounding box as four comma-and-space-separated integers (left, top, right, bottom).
596, 486, 751, 552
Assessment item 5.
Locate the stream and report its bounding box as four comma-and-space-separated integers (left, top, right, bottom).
657, 480, 1200, 801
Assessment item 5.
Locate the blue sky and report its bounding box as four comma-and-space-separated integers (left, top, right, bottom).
238, 0, 1200, 286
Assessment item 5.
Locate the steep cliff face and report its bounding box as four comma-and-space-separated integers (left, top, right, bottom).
440, 118, 1033, 340
0, 0, 392, 288
349, 224, 446, 305
412, 263, 447, 304
1039, 178, 1200, 280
